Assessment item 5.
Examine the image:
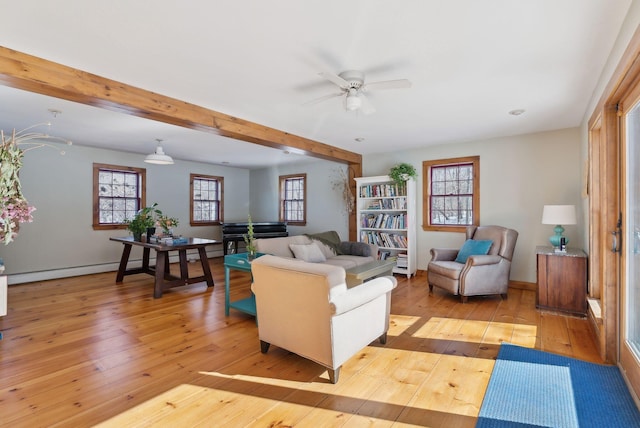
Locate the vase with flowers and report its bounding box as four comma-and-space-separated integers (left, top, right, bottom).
158, 215, 179, 237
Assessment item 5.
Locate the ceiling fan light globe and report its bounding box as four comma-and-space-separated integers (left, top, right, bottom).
346, 93, 362, 111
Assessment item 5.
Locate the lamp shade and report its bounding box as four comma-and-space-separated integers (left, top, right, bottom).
144, 144, 174, 165
541, 205, 576, 225
542, 205, 576, 248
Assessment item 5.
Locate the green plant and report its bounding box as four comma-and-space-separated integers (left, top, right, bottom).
389, 162, 417, 186
243, 214, 256, 254
126, 203, 162, 239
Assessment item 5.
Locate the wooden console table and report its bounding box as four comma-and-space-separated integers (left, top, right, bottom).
536, 246, 588, 316
110, 236, 218, 298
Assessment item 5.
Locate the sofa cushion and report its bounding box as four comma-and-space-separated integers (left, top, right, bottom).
255, 235, 311, 258
339, 241, 373, 257
324, 255, 376, 269
289, 242, 327, 263
455, 239, 493, 264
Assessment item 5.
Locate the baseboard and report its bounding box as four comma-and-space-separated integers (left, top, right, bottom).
6, 248, 225, 285
509, 280, 536, 291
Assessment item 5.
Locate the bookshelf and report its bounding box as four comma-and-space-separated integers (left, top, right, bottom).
355, 175, 417, 278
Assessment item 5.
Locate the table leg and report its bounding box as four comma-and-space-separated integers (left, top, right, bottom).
179, 249, 189, 282
142, 247, 151, 270
154, 251, 167, 299
225, 265, 230, 316
198, 247, 215, 288
115, 244, 132, 283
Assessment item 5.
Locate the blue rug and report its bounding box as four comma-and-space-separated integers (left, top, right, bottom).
477, 343, 640, 428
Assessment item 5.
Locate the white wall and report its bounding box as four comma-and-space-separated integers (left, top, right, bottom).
250, 159, 350, 239
364, 127, 582, 283
0, 142, 249, 283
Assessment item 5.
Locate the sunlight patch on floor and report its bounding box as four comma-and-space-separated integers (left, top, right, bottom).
94, 346, 500, 426
388, 314, 423, 336
412, 317, 537, 347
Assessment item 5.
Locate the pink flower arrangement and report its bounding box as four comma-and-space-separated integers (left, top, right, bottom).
0, 197, 36, 245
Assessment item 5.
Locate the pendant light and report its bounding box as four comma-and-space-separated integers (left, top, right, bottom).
144, 139, 174, 165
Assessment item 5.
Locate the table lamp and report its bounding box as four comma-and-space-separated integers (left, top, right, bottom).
542, 205, 577, 248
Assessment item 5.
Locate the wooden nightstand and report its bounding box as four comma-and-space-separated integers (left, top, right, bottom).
536, 246, 588, 316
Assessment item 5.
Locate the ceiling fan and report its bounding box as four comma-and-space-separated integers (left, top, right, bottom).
305, 70, 412, 115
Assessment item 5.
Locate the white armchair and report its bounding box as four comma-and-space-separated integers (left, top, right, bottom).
250, 255, 397, 383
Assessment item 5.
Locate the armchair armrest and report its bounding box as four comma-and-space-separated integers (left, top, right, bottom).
466, 254, 503, 266
330, 276, 397, 315
430, 248, 458, 261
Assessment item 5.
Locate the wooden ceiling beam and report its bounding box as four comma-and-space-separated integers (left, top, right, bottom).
0, 46, 362, 165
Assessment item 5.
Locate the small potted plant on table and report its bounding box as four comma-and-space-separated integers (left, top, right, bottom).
243, 214, 257, 260
126, 203, 162, 241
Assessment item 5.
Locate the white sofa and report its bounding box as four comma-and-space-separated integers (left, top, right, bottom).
254, 231, 377, 269
250, 254, 397, 383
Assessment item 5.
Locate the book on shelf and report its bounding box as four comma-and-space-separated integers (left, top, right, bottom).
359, 183, 406, 198
360, 231, 408, 249
361, 213, 406, 229
396, 253, 408, 267
379, 251, 398, 262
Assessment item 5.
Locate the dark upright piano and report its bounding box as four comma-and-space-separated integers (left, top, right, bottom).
221, 221, 288, 255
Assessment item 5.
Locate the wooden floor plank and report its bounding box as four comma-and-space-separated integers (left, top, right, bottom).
0, 257, 602, 427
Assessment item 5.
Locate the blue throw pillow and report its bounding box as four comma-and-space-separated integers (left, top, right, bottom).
455, 239, 493, 264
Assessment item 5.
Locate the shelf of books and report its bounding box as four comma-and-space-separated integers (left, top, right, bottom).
355, 175, 417, 278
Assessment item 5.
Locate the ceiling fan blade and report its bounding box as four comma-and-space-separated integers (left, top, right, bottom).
318, 71, 350, 89
363, 79, 412, 92
303, 92, 344, 106
360, 93, 376, 115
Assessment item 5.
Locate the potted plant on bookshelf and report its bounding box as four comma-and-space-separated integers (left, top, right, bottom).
243, 214, 257, 260
126, 203, 161, 241
389, 162, 417, 186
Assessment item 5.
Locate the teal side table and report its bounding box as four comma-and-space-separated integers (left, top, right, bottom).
224, 252, 264, 317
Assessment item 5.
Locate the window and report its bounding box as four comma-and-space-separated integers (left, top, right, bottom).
93, 163, 146, 230
279, 174, 306, 225
190, 174, 223, 225
423, 156, 479, 232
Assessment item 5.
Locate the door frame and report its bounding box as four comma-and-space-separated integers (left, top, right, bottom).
588, 24, 640, 397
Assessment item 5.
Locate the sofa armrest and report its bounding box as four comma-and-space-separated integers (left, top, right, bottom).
430, 248, 458, 261
330, 276, 397, 315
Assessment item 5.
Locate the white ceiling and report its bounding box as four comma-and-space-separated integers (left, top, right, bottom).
0, 0, 633, 169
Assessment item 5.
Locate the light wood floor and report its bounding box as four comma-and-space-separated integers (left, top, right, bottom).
0, 257, 602, 427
